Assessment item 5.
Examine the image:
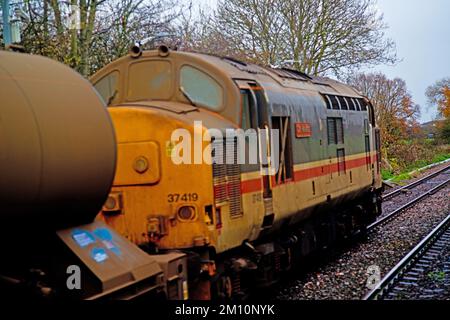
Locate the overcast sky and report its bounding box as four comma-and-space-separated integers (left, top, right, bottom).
193, 0, 450, 123
373, 0, 450, 123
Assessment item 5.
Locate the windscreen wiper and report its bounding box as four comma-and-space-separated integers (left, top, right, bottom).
179, 86, 197, 107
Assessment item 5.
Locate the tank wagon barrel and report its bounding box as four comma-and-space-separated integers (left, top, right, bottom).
0, 51, 190, 300
0, 51, 116, 229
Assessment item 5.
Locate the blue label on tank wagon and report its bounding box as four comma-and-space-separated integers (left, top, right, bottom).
93, 228, 113, 241
90, 247, 108, 263
94, 228, 122, 257
72, 229, 96, 247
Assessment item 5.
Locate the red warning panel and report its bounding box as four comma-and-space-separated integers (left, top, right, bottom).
295, 122, 312, 138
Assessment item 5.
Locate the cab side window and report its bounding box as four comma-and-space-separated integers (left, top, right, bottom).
240, 89, 255, 130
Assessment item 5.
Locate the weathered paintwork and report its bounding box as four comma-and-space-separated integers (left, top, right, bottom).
92, 47, 382, 254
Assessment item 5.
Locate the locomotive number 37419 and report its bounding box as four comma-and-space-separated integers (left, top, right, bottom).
167, 193, 198, 203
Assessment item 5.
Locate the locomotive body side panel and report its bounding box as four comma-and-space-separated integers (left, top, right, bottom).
235, 79, 376, 233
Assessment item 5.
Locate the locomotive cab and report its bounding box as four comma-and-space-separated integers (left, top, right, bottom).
92, 47, 268, 253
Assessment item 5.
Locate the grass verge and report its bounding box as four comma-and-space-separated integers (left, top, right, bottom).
382, 152, 450, 182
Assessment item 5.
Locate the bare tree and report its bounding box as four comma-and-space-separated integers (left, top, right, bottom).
280, 0, 397, 75
16, 0, 179, 76
45, 0, 106, 75
90, 0, 179, 73
175, 1, 243, 59
185, 0, 397, 76
213, 0, 285, 65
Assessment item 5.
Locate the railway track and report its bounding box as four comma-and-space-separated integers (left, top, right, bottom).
382, 163, 450, 201
368, 164, 450, 231
274, 165, 450, 300
364, 213, 450, 300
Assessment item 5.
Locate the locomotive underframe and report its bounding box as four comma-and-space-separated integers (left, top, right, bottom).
153, 187, 382, 300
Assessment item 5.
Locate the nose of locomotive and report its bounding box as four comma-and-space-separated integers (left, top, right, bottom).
97, 105, 217, 248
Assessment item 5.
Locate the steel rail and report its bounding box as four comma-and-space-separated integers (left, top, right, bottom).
368, 178, 450, 231
364, 213, 450, 300
382, 163, 450, 201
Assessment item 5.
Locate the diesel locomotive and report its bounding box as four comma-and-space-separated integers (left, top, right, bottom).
91, 45, 383, 299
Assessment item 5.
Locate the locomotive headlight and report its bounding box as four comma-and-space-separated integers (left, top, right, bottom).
178, 206, 196, 221
133, 156, 149, 174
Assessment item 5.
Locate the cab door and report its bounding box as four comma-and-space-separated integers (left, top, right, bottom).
236, 80, 275, 229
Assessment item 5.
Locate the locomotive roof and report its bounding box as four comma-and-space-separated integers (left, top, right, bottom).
93, 47, 364, 100
185, 50, 363, 97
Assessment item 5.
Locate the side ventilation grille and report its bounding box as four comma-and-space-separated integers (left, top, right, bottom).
212, 138, 242, 218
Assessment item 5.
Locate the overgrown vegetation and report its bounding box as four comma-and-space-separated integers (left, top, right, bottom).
377, 77, 450, 182
381, 140, 450, 181
349, 72, 450, 182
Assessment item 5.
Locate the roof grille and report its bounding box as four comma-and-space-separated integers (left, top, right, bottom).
222, 56, 247, 66
269, 67, 312, 81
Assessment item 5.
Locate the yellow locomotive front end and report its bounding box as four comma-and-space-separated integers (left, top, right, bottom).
92, 47, 265, 261
98, 105, 218, 251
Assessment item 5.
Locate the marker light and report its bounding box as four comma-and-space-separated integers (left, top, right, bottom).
133, 156, 149, 174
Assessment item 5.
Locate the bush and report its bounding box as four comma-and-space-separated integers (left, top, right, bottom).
439, 120, 450, 143
381, 138, 450, 181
